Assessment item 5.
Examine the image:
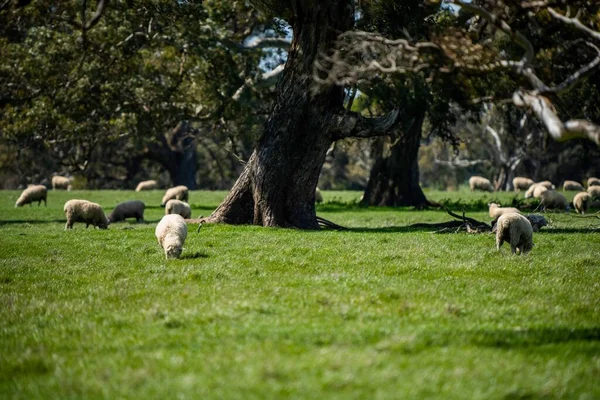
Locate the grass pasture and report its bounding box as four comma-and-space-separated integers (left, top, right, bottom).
1, 189, 599, 399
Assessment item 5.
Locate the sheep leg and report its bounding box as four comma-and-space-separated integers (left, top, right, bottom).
496, 237, 503, 251
510, 245, 517, 254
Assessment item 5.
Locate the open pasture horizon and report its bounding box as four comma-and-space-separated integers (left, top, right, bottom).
1, 189, 599, 399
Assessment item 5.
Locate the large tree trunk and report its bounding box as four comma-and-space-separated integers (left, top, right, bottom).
361, 109, 428, 207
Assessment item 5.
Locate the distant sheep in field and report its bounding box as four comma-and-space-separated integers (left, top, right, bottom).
539, 190, 569, 211
64, 200, 108, 230
495, 213, 534, 255
165, 199, 191, 219
52, 176, 71, 190
573, 192, 592, 215
155, 214, 187, 259
469, 176, 494, 192
107, 200, 145, 223
315, 187, 323, 203
524, 183, 548, 199
15, 185, 47, 207
512, 177, 534, 191
536, 180, 555, 190
488, 203, 521, 221
563, 180, 584, 191
135, 180, 158, 192
588, 177, 600, 187
160, 185, 189, 207
587, 185, 600, 200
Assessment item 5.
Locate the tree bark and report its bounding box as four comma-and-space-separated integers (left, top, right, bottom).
361, 108, 428, 208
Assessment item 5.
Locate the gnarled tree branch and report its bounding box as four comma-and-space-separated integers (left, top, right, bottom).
330, 108, 400, 140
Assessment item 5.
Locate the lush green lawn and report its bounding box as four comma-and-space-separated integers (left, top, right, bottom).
1, 189, 599, 399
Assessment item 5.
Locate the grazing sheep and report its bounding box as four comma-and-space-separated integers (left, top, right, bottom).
573, 192, 592, 215
524, 183, 548, 199
512, 177, 534, 191
563, 180, 584, 191
469, 176, 494, 192
315, 187, 323, 203
536, 180, 555, 190
165, 199, 191, 219
525, 214, 548, 232
107, 200, 145, 223
135, 180, 158, 192
155, 214, 187, 259
160, 185, 189, 207
15, 185, 47, 207
588, 177, 600, 187
488, 203, 521, 220
539, 190, 569, 211
64, 200, 109, 230
587, 185, 600, 200
52, 175, 71, 190
495, 213, 534, 255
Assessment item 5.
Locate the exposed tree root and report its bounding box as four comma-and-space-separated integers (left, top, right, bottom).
316, 216, 347, 230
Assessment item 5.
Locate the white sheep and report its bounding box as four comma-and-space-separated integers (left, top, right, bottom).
15, 185, 47, 207
512, 177, 534, 191
539, 190, 569, 211
107, 200, 145, 223
588, 177, 600, 187
573, 192, 592, 215
495, 212, 534, 255
155, 214, 187, 259
135, 180, 158, 192
315, 187, 323, 203
563, 180, 584, 191
160, 185, 189, 207
52, 175, 71, 190
536, 180, 555, 190
64, 200, 109, 230
524, 183, 548, 199
488, 202, 521, 220
165, 199, 191, 219
469, 176, 494, 192
587, 185, 600, 200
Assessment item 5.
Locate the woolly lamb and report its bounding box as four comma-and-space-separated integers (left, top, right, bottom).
15, 185, 47, 207
160, 185, 189, 206
488, 203, 521, 220
587, 185, 600, 200
495, 213, 533, 255
155, 214, 187, 259
52, 175, 71, 190
524, 183, 548, 199
165, 199, 191, 219
315, 187, 323, 203
563, 180, 584, 191
135, 180, 158, 192
536, 180, 555, 190
573, 192, 592, 215
588, 177, 600, 187
539, 190, 569, 211
107, 200, 145, 223
512, 177, 534, 191
469, 176, 494, 192
64, 199, 109, 230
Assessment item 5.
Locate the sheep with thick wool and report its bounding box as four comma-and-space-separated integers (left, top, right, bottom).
469, 176, 494, 192
539, 190, 569, 211
488, 203, 521, 221
107, 200, 145, 223
52, 176, 71, 190
135, 180, 158, 192
573, 192, 592, 215
587, 185, 600, 200
524, 183, 548, 199
15, 185, 47, 207
64, 200, 108, 230
155, 214, 187, 259
563, 180, 584, 191
588, 177, 600, 187
160, 185, 189, 207
536, 180, 555, 190
495, 213, 534, 255
165, 199, 191, 219
512, 177, 534, 191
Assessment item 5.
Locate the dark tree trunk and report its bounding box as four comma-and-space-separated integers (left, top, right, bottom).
361, 108, 428, 207
167, 148, 198, 189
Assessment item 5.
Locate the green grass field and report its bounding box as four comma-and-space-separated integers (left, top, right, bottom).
1, 189, 599, 399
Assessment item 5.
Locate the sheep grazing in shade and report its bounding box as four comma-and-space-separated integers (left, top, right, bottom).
573, 192, 592, 215
135, 180, 158, 192
64, 200, 109, 230
495, 213, 534, 255
563, 180, 584, 191
469, 176, 494, 192
160, 185, 189, 207
512, 177, 534, 191
155, 214, 187, 259
536, 180, 555, 190
539, 190, 569, 211
588, 177, 600, 187
315, 187, 323, 203
107, 200, 145, 223
587, 185, 600, 200
524, 183, 548, 199
165, 199, 191, 219
15, 185, 47, 207
488, 203, 521, 221
52, 175, 71, 190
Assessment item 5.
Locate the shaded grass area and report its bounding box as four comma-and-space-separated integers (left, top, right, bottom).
1, 189, 599, 399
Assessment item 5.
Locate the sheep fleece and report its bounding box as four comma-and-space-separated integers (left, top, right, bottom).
573, 192, 591, 214
488, 203, 521, 220
155, 214, 188, 259
15, 185, 47, 207
469, 176, 494, 192
165, 199, 191, 219
107, 200, 145, 222
512, 177, 534, 191
161, 186, 189, 206
136, 180, 158, 192
64, 200, 108, 229
496, 213, 533, 255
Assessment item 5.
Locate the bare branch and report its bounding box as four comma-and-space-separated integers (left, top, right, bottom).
434, 157, 491, 168
330, 108, 401, 140
232, 64, 285, 101
548, 7, 600, 42
84, 0, 108, 30
243, 37, 291, 50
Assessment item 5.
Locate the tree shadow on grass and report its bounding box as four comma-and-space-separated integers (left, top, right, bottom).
0, 219, 65, 226
467, 326, 600, 348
